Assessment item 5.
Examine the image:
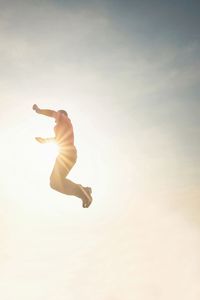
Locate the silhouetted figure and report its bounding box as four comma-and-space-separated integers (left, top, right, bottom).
32, 104, 93, 208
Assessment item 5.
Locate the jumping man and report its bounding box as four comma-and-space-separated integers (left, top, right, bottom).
32, 104, 93, 208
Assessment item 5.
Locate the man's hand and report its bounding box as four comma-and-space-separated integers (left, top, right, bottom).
32, 104, 40, 113
32, 105, 57, 118
35, 137, 46, 144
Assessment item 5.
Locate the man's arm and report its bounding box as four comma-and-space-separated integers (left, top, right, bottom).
33, 104, 57, 118
45, 137, 56, 143
35, 137, 56, 144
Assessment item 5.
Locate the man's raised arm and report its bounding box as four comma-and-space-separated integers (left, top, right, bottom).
32, 104, 57, 118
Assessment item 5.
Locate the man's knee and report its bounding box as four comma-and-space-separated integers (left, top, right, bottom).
50, 176, 57, 190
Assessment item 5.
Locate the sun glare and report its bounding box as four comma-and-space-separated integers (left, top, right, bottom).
46, 141, 59, 163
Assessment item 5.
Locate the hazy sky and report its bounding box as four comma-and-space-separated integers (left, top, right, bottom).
0, 1, 200, 299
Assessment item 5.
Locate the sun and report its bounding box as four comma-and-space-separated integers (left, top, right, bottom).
44, 141, 59, 164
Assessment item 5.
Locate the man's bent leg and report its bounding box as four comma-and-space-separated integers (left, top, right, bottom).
50, 156, 92, 205
50, 176, 83, 199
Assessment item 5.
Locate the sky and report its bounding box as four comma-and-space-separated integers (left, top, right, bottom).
0, 0, 200, 299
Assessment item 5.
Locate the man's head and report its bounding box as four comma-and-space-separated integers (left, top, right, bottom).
57, 110, 68, 117
55, 109, 68, 123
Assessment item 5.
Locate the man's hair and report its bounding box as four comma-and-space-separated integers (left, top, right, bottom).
58, 110, 68, 117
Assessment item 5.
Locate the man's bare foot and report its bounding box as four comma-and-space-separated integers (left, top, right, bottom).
79, 185, 93, 208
